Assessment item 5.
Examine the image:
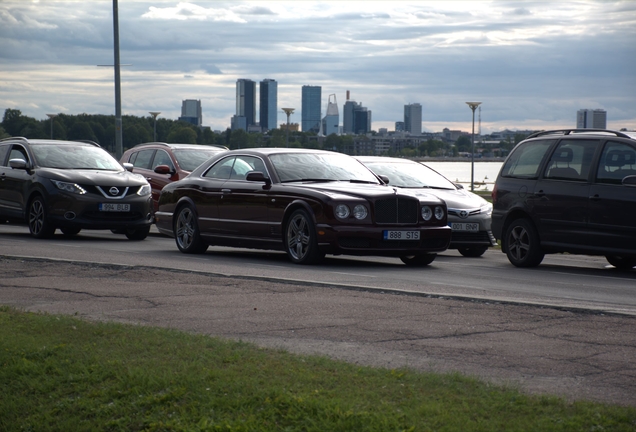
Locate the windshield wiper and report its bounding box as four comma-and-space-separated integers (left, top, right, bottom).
348, 179, 379, 184
281, 178, 337, 183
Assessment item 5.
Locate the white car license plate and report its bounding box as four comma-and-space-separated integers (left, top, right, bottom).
99, 203, 130, 212
383, 230, 420, 240
451, 222, 479, 232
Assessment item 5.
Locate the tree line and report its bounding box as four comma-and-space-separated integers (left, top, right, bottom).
1, 108, 524, 157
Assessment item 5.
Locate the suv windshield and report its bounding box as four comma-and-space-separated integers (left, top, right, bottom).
31, 144, 122, 170
173, 149, 221, 171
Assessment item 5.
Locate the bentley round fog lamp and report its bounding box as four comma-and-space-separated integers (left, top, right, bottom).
421, 206, 432, 221
353, 204, 368, 220
435, 206, 445, 220
335, 204, 350, 219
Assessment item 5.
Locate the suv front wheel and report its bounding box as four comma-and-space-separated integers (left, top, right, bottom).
504, 218, 544, 268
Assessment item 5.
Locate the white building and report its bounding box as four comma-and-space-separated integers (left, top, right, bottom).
577, 109, 607, 129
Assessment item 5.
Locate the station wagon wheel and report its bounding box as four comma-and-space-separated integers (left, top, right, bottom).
605, 255, 636, 270
400, 253, 436, 266
504, 218, 544, 267
174, 204, 208, 254
284, 209, 323, 264
28, 195, 55, 239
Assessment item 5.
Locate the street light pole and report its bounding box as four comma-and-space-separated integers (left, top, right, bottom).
149, 112, 161, 142
465, 102, 482, 192
46, 114, 58, 139
282, 108, 295, 147
112, 0, 123, 159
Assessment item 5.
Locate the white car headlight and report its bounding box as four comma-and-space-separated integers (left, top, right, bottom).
421, 206, 432, 221
137, 184, 151, 196
353, 204, 368, 220
481, 203, 493, 215
335, 204, 350, 219
51, 180, 86, 195
434, 206, 445, 220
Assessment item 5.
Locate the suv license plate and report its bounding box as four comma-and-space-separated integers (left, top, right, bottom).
99, 203, 130, 212
383, 230, 420, 240
451, 222, 479, 232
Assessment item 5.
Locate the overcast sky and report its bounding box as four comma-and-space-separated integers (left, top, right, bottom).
1, 1, 635, 134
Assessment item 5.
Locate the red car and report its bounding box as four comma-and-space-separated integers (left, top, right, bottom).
120, 142, 227, 211
155, 148, 452, 265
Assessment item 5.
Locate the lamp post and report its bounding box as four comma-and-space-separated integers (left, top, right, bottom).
281, 108, 295, 147
46, 114, 58, 139
465, 102, 482, 192
149, 111, 161, 141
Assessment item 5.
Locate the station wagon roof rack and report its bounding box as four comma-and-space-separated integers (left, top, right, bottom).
526, 129, 633, 139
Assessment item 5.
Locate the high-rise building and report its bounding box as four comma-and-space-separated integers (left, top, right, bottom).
179, 99, 202, 126
301, 85, 322, 133
321, 94, 339, 136
260, 79, 277, 131
235, 79, 256, 130
577, 109, 607, 129
343, 98, 371, 135
404, 103, 422, 135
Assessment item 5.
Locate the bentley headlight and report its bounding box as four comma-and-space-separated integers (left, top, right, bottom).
434, 206, 445, 220
51, 179, 86, 195
335, 204, 350, 219
353, 204, 368, 220
421, 206, 432, 221
137, 184, 151, 196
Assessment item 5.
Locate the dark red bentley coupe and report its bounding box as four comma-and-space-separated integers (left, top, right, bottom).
155, 148, 451, 265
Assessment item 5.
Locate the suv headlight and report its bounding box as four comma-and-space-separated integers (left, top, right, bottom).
137, 184, 151, 196
51, 180, 86, 195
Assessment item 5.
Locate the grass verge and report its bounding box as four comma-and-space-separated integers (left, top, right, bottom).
1, 306, 635, 431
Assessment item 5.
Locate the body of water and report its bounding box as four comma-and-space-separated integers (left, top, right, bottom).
422, 161, 503, 190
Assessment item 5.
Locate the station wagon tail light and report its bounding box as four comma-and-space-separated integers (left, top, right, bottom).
51, 179, 86, 195
137, 184, 151, 196
353, 204, 368, 220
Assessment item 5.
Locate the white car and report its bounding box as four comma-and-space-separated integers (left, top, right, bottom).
356, 156, 496, 257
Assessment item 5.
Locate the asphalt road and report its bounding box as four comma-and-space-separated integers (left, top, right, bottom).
1, 224, 635, 406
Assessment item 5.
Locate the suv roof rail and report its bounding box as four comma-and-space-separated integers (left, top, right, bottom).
525, 129, 633, 140
130, 142, 229, 150
74, 139, 101, 147
0, 136, 29, 143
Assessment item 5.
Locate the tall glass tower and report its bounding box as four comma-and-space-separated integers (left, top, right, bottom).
236, 79, 256, 129
260, 79, 278, 131
404, 103, 422, 135
301, 85, 322, 133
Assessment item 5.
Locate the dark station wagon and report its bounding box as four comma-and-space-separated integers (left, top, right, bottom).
492, 129, 636, 269
155, 148, 452, 265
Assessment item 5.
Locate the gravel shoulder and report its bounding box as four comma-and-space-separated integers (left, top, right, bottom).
1, 256, 635, 407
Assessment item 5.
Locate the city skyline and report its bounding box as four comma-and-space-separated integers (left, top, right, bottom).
1, 1, 635, 134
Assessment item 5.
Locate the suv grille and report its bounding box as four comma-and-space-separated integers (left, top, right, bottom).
375, 198, 418, 224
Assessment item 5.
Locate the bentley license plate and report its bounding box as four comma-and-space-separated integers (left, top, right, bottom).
99, 203, 130, 212
383, 230, 420, 240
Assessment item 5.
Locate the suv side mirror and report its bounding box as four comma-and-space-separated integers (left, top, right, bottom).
623, 175, 636, 187
9, 158, 28, 170
122, 162, 134, 172
154, 164, 175, 175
